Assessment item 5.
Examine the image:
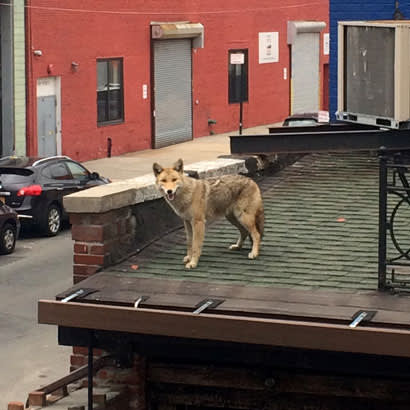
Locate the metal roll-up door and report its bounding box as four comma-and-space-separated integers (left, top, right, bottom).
153, 39, 192, 148
291, 32, 320, 113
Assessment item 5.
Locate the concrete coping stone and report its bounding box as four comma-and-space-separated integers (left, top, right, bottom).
64, 158, 247, 214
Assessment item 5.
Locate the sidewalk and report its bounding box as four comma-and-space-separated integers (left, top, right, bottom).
83, 123, 279, 181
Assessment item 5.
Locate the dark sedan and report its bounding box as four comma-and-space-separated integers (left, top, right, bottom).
0, 156, 110, 236
0, 202, 20, 254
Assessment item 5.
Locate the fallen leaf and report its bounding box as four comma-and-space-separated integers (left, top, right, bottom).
130, 264, 139, 270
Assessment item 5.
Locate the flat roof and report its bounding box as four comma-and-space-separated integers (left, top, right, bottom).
39, 152, 410, 357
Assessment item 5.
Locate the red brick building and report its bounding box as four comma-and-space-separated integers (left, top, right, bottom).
26, 1, 329, 161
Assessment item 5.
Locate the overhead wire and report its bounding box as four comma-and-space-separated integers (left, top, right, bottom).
0, 2, 326, 16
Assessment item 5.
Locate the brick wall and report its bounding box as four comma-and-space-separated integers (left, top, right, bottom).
329, 0, 408, 120
27, 0, 328, 161
71, 207, 136, 283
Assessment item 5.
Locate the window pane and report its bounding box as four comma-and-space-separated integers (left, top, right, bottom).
48, 163, 71, 180
97, 61, 108, 122
97, 61, 108, 92
109, 89, 122, 121
109, 60, 121, 89
66, 161, 89, 181
108, 60, 123, 121
97, 91, 108, 122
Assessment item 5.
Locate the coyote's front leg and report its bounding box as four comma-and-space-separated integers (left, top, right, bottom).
185, 219, 205, 269
183, 220, 193, 263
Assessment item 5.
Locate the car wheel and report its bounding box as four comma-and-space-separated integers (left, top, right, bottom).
0, 223, 16, 254
42, 204, 62, 236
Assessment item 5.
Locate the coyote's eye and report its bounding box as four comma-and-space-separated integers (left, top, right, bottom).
160, 179, 166, 183
172, 178, 177, 182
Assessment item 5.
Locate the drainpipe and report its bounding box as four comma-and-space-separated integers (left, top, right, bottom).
393, 1, 405, 19
107, 137, 112, 157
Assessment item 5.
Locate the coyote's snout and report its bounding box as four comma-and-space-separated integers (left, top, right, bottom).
153, 159, 264, 269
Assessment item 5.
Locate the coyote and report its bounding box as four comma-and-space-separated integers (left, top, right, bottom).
153, 159, 264, 269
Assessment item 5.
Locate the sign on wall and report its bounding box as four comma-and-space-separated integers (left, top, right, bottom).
230, 53, 245, 65
258, 32, 279, 64
323, 33, 330, 55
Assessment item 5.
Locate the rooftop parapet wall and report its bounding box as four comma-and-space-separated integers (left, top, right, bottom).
64, 159, 248, 214
64, 159, 248, 283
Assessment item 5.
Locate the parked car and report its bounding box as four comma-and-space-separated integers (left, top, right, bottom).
0, 156, 110, 236
0, 202, 20, 254
282, 111, 329, 127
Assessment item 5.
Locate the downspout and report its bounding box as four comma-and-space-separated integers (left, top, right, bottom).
25, 0, 35, 156
393, 1, 405, 19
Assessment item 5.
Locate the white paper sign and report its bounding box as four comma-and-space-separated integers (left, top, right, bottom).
230, 53, 245, 65
259, 32, 279, 64
323, 33, 330, 55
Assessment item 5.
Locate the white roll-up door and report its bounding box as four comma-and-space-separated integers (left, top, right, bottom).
288, 21, 325, 114
291, 32, 320, 113
153, 39, 192, 148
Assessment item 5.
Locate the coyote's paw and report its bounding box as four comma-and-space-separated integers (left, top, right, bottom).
248, 251, 258, 260
229, 244, 241, 250
185, 261, 198, 269
183, 255, 191, 263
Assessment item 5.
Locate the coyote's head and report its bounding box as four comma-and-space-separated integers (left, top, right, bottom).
153, 159, 184, 201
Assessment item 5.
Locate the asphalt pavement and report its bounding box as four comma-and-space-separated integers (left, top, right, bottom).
0, 229, 73, 410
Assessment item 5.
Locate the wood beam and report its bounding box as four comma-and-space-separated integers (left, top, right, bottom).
39, 300, 410, 357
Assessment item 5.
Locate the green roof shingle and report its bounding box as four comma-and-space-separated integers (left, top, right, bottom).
110, 152, 382, 292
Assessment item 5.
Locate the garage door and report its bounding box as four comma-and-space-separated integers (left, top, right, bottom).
291, 32, 320, 113
153, 39, 192, 148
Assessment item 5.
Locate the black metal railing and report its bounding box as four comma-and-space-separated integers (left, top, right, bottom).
379, 149, 410, 291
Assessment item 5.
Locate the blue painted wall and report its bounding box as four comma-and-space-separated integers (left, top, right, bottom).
329, 1, 410, 120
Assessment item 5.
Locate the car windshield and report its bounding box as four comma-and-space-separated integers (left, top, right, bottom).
287, 119, 318, 126
0, 167, 34, 183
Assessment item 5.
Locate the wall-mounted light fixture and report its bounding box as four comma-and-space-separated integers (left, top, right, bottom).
33, 50, 42, 56
71, 61, 79, 72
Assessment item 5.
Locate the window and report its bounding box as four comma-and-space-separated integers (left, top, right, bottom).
65, 161, 89, 182
228, 49, 248, 103
47, 163, 71, 180
97, 58, 124, 124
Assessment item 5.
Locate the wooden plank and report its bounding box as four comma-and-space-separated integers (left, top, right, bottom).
148, 362, 410, 400
30, 355, 114, 395
56, 274, 410, 326
60, 273, 410, 312
38, 299, 410, 357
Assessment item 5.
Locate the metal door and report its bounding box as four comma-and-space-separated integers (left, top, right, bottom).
291, 32, 320, 113
37, 95, 57, 156
153, 39, 192, 148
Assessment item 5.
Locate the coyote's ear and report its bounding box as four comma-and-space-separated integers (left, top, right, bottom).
173, 158, 184, 174
153, 162, 163, 176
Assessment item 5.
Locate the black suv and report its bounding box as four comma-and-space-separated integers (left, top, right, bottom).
0, 156, 110, 236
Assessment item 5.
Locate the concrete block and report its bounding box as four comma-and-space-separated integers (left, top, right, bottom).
185, 158, 247, 178
64, 159, 248, 214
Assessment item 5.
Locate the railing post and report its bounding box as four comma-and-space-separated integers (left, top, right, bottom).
378, 148, 388, 290
88, 330, 94, 410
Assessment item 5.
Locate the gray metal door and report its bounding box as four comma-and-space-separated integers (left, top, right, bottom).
291, 32, 320, 113
153, 39, 192, 148
37, 95, 57, 156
